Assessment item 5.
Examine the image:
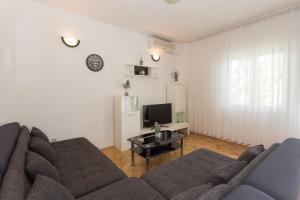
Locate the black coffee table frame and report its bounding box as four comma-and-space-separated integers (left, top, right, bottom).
127, 131, 184, 171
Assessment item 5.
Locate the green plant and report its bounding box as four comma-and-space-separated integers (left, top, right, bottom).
154, 122, 161, 133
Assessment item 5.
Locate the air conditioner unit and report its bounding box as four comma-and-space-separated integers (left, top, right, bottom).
149, 37, 177, 54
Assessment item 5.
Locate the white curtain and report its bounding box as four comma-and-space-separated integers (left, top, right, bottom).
189, 7, 300, 147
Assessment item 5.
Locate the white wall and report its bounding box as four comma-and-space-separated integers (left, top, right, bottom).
0, 0, 189, 148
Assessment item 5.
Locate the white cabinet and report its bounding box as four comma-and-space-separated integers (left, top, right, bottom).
167, 83, 187, 123
114, 96, 140, 151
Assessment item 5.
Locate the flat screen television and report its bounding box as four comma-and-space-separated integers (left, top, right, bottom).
143, 103, 172, 128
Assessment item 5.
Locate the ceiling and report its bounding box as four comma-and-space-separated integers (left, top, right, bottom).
36, 0, 300, 42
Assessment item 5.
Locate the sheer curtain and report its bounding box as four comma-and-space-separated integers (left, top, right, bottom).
189, 7, 300, 147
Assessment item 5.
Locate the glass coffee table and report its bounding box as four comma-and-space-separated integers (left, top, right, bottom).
127, 130, 184, 171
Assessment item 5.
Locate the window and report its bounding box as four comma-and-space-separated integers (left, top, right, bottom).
229, 52, 285, 108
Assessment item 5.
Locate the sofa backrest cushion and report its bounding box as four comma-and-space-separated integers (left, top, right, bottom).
25, 151, 60, 183
29, 137, 56, 164
0, 122, 20, 178
196, 184, 232, 200
242, 138, 300, 200
238, 145, 265, 162
26, 175, 74, 200
228, 143, 279, 188
31, 127, 49, 143
0, 126, 32, 200
205, 161, 247, 186
223, 185, 274, 200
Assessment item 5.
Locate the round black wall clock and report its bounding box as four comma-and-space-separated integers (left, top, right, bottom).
86, 54, 104, 72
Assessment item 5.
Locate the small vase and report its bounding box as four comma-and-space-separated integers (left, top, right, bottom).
125, 91, 129, 96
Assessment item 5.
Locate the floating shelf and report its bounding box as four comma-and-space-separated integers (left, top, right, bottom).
125, 64, 159, 79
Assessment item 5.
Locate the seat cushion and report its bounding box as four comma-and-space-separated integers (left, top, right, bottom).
25, 151, 60, 183
31, 127, 49, 143
0, 122, 20, 176
205, 161, 247, 186
26, 175, 74, 200
223, 185, 274, 200
29, 137, 56, 164
142, 149, 234, 199
238, 145, 264, 162
242, 138, 300, 200
78, 177, 166, 200
51, 137, 126, 198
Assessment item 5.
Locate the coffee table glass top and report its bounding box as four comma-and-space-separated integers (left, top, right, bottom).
127, 130, 183, 149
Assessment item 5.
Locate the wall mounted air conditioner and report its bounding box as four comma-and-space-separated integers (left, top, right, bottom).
149, 37, 177, 54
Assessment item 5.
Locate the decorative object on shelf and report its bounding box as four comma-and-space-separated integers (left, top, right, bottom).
86, 54, 104, 72
172, 71, 179, 82
139, 54, 144, 66
151, 54, 160, 62
61, 36, 80, 48
139, 70, 146, 75
153, 122, 162, 139
122, 80, 131, 96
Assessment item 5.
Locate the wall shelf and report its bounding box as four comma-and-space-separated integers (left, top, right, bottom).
125, 64, 159, 79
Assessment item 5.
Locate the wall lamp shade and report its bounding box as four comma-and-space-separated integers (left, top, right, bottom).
61, 36, 80, 48
151, 54, 160, 62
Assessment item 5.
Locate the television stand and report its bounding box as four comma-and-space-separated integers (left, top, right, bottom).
140, 122, 189, 135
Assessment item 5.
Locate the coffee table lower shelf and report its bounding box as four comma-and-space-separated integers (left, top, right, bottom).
133, 143, 182, 159
130, 142, 183, 172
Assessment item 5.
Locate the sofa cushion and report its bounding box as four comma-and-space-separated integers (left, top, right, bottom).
26, 175, 74, 200
51, 137, 126, 198
29, 136, 56, 164
31, 127, 49, 143
196, 184, 233, 200
223, 185, 274, 200
205, 161, 247, 186
242, 138, 300, 200
171, 183, 212, 200
0, 122, 20, 176
0, 126, 32, 200
0, 171, 2, 185
142, 149, 234, 199
78, 177, 166, 200
238, 145, 264, 162
25, 151, 60, 183
229, 143, 279, 188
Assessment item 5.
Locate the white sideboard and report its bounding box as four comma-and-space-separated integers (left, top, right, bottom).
114, 96, 141, 151
141, 122, 189, 135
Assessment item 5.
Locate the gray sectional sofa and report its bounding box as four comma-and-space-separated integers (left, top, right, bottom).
0, 122, 299, 200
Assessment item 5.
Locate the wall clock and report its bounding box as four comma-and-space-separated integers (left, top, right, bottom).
86, 54, 104, 72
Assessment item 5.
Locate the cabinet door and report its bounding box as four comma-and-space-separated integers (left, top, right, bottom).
175, 85, 187, 112
121, 111, 141, 150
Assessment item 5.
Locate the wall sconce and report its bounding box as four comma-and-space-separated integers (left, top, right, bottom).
151, 54, 160, 62
61, 36, 80, 48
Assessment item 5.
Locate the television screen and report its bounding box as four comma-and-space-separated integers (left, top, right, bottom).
143, 103, 172, 127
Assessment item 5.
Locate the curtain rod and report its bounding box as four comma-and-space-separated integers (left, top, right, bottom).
193, 3, 300, 42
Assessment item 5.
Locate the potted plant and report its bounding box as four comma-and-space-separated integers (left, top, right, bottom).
153, 122, 162, 139
122, 80, 131, 96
